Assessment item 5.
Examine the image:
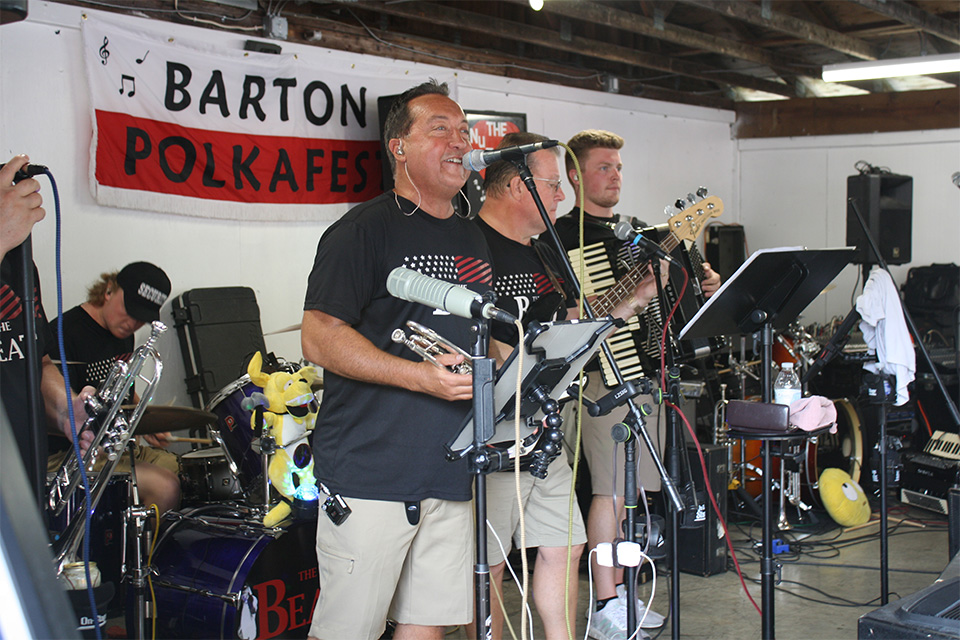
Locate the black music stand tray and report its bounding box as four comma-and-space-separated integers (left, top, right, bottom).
447, 317, 619, 465
679, 246, 855, 640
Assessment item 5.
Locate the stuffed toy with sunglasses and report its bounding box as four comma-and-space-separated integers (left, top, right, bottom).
247, 351, 320, 527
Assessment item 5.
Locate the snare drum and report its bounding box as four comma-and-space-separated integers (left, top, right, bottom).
205, 375, 264, 493
145, 505, 320, 639
180, 447, 244, 504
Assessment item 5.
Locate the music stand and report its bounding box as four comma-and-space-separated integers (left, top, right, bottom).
679, 246, 855, 639
447, 317, 619, 463
447, 317, 617, 639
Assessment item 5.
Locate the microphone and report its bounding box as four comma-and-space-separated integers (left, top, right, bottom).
241, 392, 269, 412
952, 171, 960, 189
461, 140, 559, 172
0, 162, 48, 184
387, 267, 517, 325
613, 220, 676, 265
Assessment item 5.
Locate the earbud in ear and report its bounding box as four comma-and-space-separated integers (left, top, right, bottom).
397, 143, 404, 156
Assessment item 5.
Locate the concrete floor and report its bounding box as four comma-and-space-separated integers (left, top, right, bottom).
450, 503, 952, 640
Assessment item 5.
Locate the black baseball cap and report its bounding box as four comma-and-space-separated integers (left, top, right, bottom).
116, 262, 171, 322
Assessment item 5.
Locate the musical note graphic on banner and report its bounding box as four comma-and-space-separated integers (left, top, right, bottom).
119, 75, 135, 97
136, 50, 150, 64
99, 36, 110, 65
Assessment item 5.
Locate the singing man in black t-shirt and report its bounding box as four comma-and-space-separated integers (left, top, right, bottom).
302, 81, 493, 640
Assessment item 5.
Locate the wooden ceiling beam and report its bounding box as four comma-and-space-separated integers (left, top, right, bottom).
516, 0, 807, 76
280, 11, 732, 110
678, 0, 881, 60
733, 87, 959, 137
351, 0, 798, 97
848, 0, 960, 47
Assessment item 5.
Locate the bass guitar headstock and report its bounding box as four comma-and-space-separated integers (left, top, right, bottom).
663, 187, 723, 244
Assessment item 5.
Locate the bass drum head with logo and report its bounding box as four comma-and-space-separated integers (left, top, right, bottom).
805, 398, 863, 504
145, 505, 319, 639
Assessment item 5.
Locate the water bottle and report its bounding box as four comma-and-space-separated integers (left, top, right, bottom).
773, 362, 802, 406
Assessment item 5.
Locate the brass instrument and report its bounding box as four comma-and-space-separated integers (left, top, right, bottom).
391, 320, 472, 375
48, 321, 166, 575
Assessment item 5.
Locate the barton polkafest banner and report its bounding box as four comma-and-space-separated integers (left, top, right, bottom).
82, 15, 451, 221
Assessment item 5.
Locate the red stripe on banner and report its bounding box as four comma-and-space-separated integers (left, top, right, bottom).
94, 111, 384, 205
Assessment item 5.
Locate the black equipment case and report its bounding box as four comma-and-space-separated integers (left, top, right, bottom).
172, 287, 266, 408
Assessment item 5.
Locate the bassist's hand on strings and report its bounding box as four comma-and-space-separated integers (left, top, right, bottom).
611, 258, 669, 321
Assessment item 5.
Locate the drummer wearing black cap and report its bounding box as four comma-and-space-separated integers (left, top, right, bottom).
47, 261, 180, 515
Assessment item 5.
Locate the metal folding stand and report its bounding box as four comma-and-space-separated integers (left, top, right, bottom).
680, 246, 854, 639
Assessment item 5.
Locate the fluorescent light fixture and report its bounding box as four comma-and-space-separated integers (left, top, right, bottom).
823, 53, 960, 82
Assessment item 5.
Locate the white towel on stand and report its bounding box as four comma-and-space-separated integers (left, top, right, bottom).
855, 267, 915, 405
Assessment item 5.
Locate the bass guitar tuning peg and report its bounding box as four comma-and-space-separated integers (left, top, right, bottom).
696, 186, 709, 199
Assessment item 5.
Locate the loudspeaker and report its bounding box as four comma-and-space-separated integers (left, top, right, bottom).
846, 172, 913, 265
677, 443, 728, 576
704, 224, 746, 283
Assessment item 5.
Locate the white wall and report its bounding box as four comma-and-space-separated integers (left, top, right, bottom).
1, 3, 737, 405
738, 130, 960, 324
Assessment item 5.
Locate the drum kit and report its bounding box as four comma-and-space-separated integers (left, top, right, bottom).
714, 320, 866, 529
47, 361, 323, 640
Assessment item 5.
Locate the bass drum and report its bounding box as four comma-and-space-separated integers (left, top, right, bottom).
804, 398, 864, 504
145, 505, 319, 639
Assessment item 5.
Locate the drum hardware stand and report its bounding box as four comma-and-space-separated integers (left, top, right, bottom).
123, 440, 154, 640
847, 197, 960, 605
243, 399, 275, 518
679, 246, 854, 639
519, 161, 683, 640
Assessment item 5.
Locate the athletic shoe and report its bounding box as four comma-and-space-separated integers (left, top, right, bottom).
616, 584, 665, 629
586, 597, 650, 640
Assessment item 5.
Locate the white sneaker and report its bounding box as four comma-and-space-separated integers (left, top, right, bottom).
616, 584, 665, 629
586, 596, 650, 640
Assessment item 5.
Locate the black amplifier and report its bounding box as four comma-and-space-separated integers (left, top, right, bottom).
900, 450, 960, 515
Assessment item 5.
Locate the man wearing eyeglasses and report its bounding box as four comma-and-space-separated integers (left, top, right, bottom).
469, 132, 661, 639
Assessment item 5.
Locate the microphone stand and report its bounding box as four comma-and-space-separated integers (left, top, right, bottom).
649, 257, 685, 639
469, 310, 495, 640
515, 160, 684, 639
14, 237, 47, 511
848, 198, 960, 606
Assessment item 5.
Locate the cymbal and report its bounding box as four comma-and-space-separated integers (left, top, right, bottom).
264, 323, 301, 336
122, 405, 219, 435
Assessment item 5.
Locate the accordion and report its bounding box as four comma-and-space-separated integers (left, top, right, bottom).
567, 229, 724, 387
